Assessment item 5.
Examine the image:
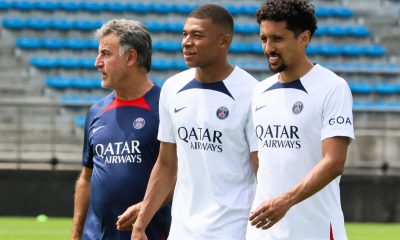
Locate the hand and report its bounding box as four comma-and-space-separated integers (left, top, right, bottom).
249, 195, 292, 230
131, 224, 148, 240
116, 203, 142, 231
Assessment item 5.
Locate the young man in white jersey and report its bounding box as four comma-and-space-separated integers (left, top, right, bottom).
247, 0, 354, 240
129, 4, 259, 240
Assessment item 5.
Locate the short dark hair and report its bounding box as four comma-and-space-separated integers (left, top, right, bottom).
188, 4, 234, 34
256, 0, 317, 38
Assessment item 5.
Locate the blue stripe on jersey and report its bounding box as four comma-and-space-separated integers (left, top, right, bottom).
263, 79, 308, 94
177, 79, 235, 100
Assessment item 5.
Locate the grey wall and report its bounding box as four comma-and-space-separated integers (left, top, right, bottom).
0, 170, 399, 222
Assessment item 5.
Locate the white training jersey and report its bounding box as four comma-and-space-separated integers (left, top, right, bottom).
247, 64, 354, 240
158, 66, 258, 240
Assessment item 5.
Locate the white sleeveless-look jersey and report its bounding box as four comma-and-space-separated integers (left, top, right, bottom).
247, 64, 354, 240
158, 66, 258, 240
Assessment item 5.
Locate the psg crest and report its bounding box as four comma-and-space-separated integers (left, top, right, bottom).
292, 101, 304, 114
216, 106, 229, 120
133, 117, 145, 129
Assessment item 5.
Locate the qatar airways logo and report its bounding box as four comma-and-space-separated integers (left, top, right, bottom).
94, 140, 142, 164
177, 127, 223, 152
255, 125, 301, 149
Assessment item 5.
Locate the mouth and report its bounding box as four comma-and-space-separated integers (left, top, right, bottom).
183, 51, 196, 58
267, 53, 280, 65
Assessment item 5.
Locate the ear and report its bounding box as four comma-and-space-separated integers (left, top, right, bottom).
299, 30, 311, 47
126, 48, 138, 66
219, 33, 232, 49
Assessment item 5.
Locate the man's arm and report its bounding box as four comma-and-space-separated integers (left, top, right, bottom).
71, 167, 92, 240
131, 142, 178, 240
250, 151, 259, 175
249, 136, 350, 229
116, 183, 175, 231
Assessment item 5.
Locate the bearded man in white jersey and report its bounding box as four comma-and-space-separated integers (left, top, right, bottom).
247, 0, 354, 240
129, 4, 259, 240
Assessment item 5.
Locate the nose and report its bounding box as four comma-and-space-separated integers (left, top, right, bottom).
95, 54, 103, 68
182, 35, 192, 49
263, 39, 275, 55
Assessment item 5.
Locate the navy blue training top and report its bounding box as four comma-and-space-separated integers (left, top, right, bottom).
82, 85, 171, 240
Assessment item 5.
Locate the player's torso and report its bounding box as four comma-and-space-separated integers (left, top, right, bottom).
88, 92, 160, 216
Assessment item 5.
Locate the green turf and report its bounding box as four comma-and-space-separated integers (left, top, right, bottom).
0, 217, 71, 240
345, 223, 400, 240
0, 217, 400, 239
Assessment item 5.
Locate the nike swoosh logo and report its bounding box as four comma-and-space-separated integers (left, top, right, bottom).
174, 106, 186, 113
93, 126, 105, 133
255, 105, 267, 112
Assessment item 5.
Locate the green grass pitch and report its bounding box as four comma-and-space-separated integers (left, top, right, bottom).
0, 217, 399, 239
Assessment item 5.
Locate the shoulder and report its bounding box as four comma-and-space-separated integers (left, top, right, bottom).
253, 74, 278, 96
224, 66, 259, 96
313, 64, 348, 87
162, 68, 195, 92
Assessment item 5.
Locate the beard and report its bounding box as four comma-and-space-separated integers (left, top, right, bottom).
269, 62, 287, 73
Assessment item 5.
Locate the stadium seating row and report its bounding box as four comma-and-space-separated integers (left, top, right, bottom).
2, 18, 370, 36
0, 1, 353, 17
17, 37, 386, 56
46, 75, 400, 94
30, 56, 400, 74
46, 76, 166, 89
349, 81, 400, 94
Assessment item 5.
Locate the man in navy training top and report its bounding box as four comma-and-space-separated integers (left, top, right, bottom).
71, 19, 171, 240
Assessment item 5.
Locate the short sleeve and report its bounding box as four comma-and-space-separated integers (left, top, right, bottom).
157, 83, 176, 143
82, 108, 94, 168
321, 82, 355, 141
245, 102, 258, 152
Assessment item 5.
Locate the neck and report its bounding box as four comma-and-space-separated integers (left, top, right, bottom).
279, 58, 314, 83
195, 60, 234, 83
115, 71, 154, 100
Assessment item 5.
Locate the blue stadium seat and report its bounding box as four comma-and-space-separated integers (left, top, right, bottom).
36, 1, 59, 11
363, 44, 386, 56
126, 3, 150, 14
16, 38, 41, 49
235, 23, 259, 34
353, 100, 374, 111
331, 7, 353, 18
241, 5, 258, 15
82, 2, 105, 12
12, 0, 36, 11
27, 17, 50, 30
40, 38, 64, 50
73, 19, 102, 31
104, 2, 125, 13
80, 57, 96, 69
317, 44, 341, 56
347, 25, 370, 37
31, 56, 57, 68
166, 22, 184, 33
2, 17, 27, 30
315, 6, 332, 18
46, 76, 72, 89
50, 19, 74, 31
375, 82, 399, 94
64, 38, 87, 50
59, 1, 81, 12
348, 81, 374, 94
149, 2, 174, 14
173, 3, 196, 14
0, 0, 12, 11
74, 115, 86, 127
56, 57, 81, 69
85, 39, 99, 50
341, 44, 365, 56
